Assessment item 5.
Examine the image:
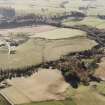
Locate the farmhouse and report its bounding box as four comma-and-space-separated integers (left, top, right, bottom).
9, 45, 16, 54
0, 41, 16, 54
7, 42, 16, 54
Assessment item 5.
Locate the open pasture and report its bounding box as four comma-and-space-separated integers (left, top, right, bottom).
0, 26, 97, 70
63, 17, 105, 29
0, 0, 105, 16
0, 69, 70, 105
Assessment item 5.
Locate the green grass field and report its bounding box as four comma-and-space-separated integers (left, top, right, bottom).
73, 85, 105, 105
63, 17, 105, 29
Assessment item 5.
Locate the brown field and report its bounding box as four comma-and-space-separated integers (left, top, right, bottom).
0, 69, 69, 105
0, 25, 57, 36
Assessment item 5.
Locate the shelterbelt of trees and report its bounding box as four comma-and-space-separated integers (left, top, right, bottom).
0, 10, 86, 28
0, 44, 104, 88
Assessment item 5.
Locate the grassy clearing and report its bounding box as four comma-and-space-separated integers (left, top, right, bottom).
0, 69, 70, 104
0, 37, 96, 70
0, 84, 105, 105
19, 84, 105, 105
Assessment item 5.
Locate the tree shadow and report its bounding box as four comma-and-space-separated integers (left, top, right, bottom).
64, 74, 80, 89
89, 75, 101, 83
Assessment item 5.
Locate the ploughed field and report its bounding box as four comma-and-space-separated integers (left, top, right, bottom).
0, 25, 57, 35
0, 25, 97, 70
0, 69, 70, 105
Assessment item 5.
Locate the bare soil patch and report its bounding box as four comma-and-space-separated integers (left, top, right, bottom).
0, 25, 57, 36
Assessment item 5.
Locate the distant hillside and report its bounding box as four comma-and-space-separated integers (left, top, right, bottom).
0, 0, 105, 16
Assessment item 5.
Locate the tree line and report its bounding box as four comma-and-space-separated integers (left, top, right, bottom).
0, 10, 86, 28
0, 45, 104, 88
41, 46, 104, 88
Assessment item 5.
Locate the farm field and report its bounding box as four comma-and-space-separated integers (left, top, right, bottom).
0, 69, 70, 105
1, 69, 105, 105
20, 99, 76, 105
0, 0, 105, 105
63, 17, 105, 29
0, 26, 97, 70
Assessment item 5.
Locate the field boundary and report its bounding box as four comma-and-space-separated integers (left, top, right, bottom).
0, 91, 14, 105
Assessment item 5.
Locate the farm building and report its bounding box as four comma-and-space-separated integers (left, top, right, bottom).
0, 41, 16, 54
6, 42, 16, 54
